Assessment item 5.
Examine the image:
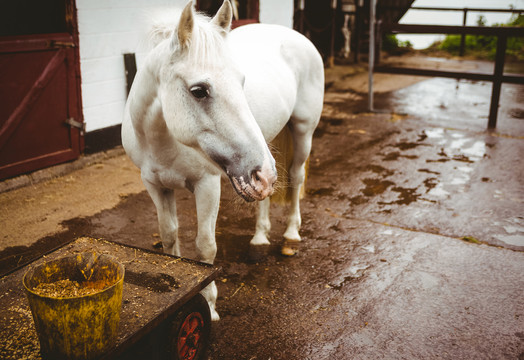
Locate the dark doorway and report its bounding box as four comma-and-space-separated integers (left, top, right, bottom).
197, 0, 260, 27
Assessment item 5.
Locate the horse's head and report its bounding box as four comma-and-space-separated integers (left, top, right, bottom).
156, 0, 277, 202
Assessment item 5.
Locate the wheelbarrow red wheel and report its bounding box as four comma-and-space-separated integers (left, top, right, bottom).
170, 293, 211, 360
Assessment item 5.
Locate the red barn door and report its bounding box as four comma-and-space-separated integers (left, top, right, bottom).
0, 0, 83, 180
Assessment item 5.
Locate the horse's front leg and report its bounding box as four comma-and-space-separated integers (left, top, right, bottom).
193, 174, 221, 321
143, 179, 180, 256
250, 197, 271, 246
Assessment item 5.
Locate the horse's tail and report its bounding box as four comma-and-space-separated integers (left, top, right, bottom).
270, 126, 308, 204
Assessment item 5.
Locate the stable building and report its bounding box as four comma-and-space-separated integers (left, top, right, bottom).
0, 0, 293, 180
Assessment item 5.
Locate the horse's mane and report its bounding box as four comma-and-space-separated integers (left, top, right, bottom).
148, 8, 183, 47
147, 7, 227, 66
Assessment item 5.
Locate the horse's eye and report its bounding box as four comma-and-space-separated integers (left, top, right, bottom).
190, 85, 210, 99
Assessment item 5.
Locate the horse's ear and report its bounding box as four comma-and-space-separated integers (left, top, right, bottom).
211, 0, 232, 34
177, 1, 194, 49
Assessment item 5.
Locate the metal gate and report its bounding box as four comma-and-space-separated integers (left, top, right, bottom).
0, 0, 83, 180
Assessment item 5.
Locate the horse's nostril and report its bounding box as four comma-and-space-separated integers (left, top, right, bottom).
252, 170, 268, 187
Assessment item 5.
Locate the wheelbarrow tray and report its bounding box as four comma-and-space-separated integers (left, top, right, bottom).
0, 237, 220, 359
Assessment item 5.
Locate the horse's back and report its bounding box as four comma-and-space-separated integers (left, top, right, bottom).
229, 23, 323, 92
230, 24, 321, 68
229, 24, 324, 140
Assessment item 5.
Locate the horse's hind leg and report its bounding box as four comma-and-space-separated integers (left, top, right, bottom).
283, 127, 310, 242
143, 179, 180, 256
283, 119, 318, 249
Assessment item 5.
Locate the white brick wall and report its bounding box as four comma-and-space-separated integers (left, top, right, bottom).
77, 0, 293, 132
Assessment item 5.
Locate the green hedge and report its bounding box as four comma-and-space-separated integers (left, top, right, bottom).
438, 15, 524, 60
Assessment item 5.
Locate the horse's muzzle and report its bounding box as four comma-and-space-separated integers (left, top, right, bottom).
230, 170, 276, 202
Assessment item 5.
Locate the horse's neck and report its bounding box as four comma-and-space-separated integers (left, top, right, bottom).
129, 49, 175, 150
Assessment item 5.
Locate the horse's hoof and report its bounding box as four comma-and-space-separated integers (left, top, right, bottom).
281, 240, 300, 257
210, 309, 220, 321
248, 244, 270, 263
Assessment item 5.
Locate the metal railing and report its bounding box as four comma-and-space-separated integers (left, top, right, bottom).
406, 6, 524, 56
373, 22, 524, 129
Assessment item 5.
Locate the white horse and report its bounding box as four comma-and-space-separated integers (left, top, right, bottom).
122, 0, 324, 320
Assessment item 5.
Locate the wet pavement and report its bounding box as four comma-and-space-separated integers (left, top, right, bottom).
1, 58, 523, 359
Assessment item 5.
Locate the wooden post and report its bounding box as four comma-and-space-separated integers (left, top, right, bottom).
298, 0, 305, 34
488, 35, 507, 129
354, 3, 361, 63
123, 53, 137, 97
328, 0, 337, 67
368, 0, 376, 111
459, 8, 468, 56
375, 19, 382, 64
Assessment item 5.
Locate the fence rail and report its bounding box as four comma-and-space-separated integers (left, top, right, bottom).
386, 6, 524, 14
383, 23, 524, 36
375, 23, 524, 129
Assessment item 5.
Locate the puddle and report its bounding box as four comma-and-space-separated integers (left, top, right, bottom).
446, 136, 486, 163
330, 264, 370, 290
348, 264, 370, 276
494, 234, 524, 247
381, 186, 420, 206
449, 167, 472, 186
384, 151, 401, 161
503, 224, 524, 234
449, 175, 469, 186
349, 195, 368, 205
458, 166, 473, 173
424, 128, 445, 139
426, 183, 450, 198
493, 219, 524, 247
361, 179, 394, 196
383, 151, 418, 161
392, 142, 424, 150
418, 168, 440, 175
462, 140, 486, 160
449, 137, 469, 150
361, 164, 394, 176
389, 78, 494, 125
423, 177, 438, 191
452, 154, 474, 163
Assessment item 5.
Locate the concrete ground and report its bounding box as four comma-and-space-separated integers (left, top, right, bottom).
1, 56, 523, 359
